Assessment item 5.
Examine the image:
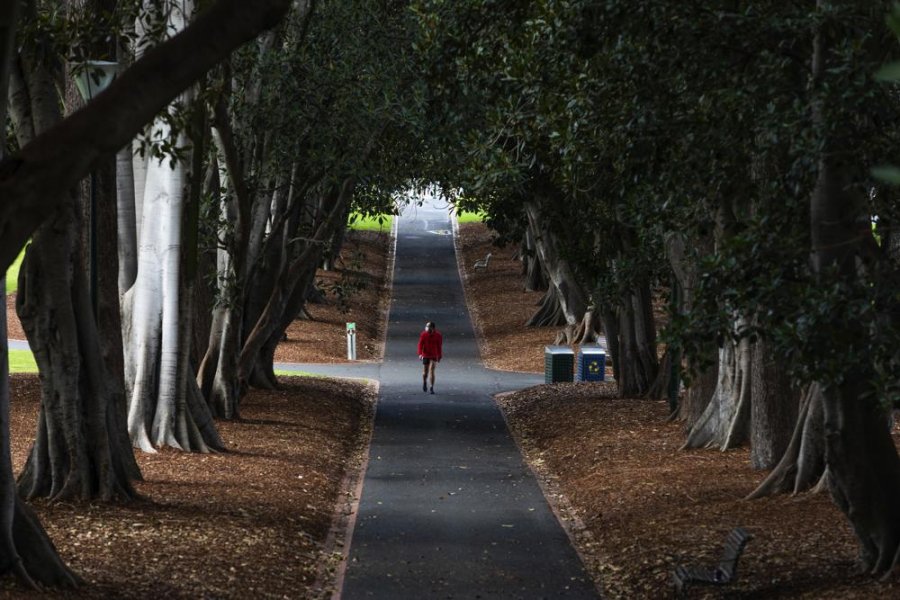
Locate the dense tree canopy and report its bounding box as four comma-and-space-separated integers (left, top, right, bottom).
3, 0, 900, 588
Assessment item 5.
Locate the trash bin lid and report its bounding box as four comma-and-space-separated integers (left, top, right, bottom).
545, 345, 574, 355
580, 346, 606, 356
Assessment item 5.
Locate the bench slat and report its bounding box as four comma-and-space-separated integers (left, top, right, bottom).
672, 527, 753, 594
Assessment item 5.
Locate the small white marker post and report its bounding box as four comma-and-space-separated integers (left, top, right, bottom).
346, 322, 357, 360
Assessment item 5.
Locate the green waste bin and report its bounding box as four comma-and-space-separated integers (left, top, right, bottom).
544, 345, 574, 383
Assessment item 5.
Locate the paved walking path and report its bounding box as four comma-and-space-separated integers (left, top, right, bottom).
303, 200, 597, 599
7, 200, 599, 598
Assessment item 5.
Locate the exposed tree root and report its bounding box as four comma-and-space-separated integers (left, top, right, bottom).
553, 324, 575, 345
15, 213, 140, 502
747, 384, 825, 499
571, 308, 600, 345
682, 337, 751, 450
526, 288, 566, 327
1, 300, 79, 589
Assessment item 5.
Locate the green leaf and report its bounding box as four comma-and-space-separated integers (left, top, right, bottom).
871, 165, 900, 185
887, 2, 900, 36
874, 61, 900, 82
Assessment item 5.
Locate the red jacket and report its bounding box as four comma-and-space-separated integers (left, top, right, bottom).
417, 330, 443, 360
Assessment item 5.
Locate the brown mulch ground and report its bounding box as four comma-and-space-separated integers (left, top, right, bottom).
1, 227, 393, 597
458, 221, 900, 598
456, 222, 553, 372
3, 374, 375, 599
276, 229, 392, 364
6, 294, 24, 340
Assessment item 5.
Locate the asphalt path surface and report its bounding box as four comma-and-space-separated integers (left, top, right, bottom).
321, 200, 598, 599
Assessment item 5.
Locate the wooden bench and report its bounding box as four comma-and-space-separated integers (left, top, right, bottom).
672, 527, 753, 595
473, 252, 492, 270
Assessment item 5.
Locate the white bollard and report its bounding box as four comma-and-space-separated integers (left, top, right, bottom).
346, 322, 357, 360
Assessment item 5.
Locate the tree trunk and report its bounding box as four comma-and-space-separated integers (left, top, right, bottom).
116, 141, 138, 295
615, 281, 659, 398
680, 363, 717, 428
246, 197, 345, 388
323, 202, 352, 271
525, 287, 566, 327
665, 231, 717, 424
123, 91, 218, 451
238, 178, 352, 388
571, 307, 601, 345
16, 208, 138, 501
197, 88, 257, 418
808, 11, 900, 576
682, 332, 751, 450
123, 2, 224, 452
521, 227, 547, 292
523, 199, 588, 326
0, 299, 80, 588
646, 346, 673, 402
749, 337, 799, 470
8, 15, 139, 501
599, 303, 620, 381
747, 383, 827, 499
0, 5, 78, 587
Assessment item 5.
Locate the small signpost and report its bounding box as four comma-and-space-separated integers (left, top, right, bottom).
346, 322, 357, 360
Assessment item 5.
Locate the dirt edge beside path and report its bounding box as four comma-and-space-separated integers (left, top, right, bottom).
454, 221, 553, 372
318, 381, 378, 600
1, 227, 392, 597
276, 228, 394, 364
4, 374, 377, 599
457, 221, 900, 598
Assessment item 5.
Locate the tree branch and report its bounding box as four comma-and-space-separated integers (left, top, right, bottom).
0, 0, 301, 271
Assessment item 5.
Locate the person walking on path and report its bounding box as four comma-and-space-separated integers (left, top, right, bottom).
417, 321, 442, 394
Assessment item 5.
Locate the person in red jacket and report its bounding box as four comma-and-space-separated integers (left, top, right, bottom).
417, 321, 443, 394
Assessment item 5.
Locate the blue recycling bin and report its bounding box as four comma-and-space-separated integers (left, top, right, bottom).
576, 346, 606, 382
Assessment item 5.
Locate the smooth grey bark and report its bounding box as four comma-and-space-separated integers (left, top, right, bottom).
114, 32, 138, 295
523, 199, 588, 327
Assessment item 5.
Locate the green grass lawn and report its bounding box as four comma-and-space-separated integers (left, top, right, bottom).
273, 369, 317, 378
5, 245, 26, 294
8, 349, 37, 374
348, 213, 394, 232
456, 210, 486, 224
8, 356, 373, 379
